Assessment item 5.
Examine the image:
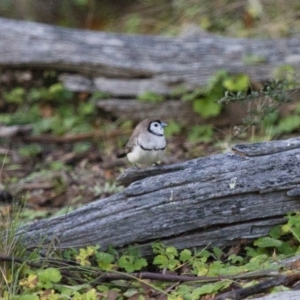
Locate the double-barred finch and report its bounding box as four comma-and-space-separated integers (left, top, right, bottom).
118, 119, 167, 166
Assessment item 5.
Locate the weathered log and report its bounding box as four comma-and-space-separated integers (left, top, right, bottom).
20, 137, 300, 253
96, 88, 300, 126
1, 17, 300, 95
254, 292, 300, 300
1, 17, 300, 126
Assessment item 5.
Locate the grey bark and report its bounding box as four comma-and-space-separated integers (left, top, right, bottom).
1, 17, 300, 95
254, 292, 300, 300
1, 17, 300, 125
20, 137, 300, 253
96, 88, 300, 125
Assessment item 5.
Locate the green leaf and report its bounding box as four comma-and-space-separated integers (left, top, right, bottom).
18, 144, 42, 158
212, 247, 223, 260
37, 268, 62, 288
179, 249, 192, 262
271, 285, 291, 293
4, 87, 26, 104
272, 115, 300, 135
276, 241, 296, 255
138, 91, 164, 103
152, 242, 165, 254
166, 246, 178, 259
191, 280, 231, 297
73, 142, 91, 153
207, 260, 224, 275
193, 97, 222, 118
84, 288, 97, 300
78, 102, 95, 116
254, 237, 282, 248
219, 265, 243, 276
164, 121, 183, 137
96, 252, 115, 269
287, 213, 300, 226
118, 255, 147, 272
281, 223, 292, 234
291, 228, 300, 241
123, 289, 140, 298
153, 254, 168, 268
199, 249, 212, 262
228, 254, 244, 264
269, 225, 282, 239
223, 74, 249, 91
188, 125, 213, 143
192, 261, 208, 276
167, 258, 180, 271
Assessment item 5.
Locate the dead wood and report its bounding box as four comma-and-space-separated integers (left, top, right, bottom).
253, 291, 300, 300
1, 17, 300, 89
215, 273, 300, 300
1, 17, 300, 126
19, 137, 300, 254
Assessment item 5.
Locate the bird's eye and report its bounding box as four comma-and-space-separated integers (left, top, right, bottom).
154, 123, 158, 127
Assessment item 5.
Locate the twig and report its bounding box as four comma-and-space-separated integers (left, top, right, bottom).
0, 255, 288, 286
214, 272, 300, 300
22, 129, 130, 144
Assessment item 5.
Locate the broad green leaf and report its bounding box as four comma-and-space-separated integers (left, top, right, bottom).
269, 225, 282, 239
212, 247, 223, 260
118, 255, 147, 272
166, 246, 178, 258
272, 115, 300, 135
277, 241, 296, 255
219, 265, 243, 276
193, 97, 221, 118
123, 289, 140, 298
153, 254, 168, 268
179, 249, 192, 262
38, 268, 62, 283
281, 223, 292, 234
167, 258, 180, 271
37, 268, 62, 289
96, 252, 115, 269
191, 281, 230, 298
223, 74, 249, 91
188, 125, 213, 143
254, 237, 282, 248
133, 257, 148, 270
84, 288, 97, 300
228, 254, 244, 264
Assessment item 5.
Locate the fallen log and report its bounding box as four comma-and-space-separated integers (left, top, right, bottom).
95, 88, 300, 126
20, 137, 300, 253
1, 17, 300, 126
254, 291, 300, 300
1, 17, 300, 94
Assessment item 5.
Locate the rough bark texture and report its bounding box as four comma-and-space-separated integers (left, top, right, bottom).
20, 137, 300, 253
2, 17, 298, 92
1, 17, 300, 125
255, 292, 300, 300
96, 89, 300, 125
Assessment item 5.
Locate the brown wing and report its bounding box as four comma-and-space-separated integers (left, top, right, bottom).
117, 119, 152, 158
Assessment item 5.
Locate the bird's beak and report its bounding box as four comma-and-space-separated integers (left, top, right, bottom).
161, 122, 167, 128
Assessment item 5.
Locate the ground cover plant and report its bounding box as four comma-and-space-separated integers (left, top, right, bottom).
1, 1, 300, 298
1, 67, 300, 299
1, 211, 300, 299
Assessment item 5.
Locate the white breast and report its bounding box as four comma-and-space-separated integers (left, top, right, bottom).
127, 134, 166, 165
127, 146, 165, 165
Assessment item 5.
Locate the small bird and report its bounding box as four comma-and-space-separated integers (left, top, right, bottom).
118, 119, 167, 166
